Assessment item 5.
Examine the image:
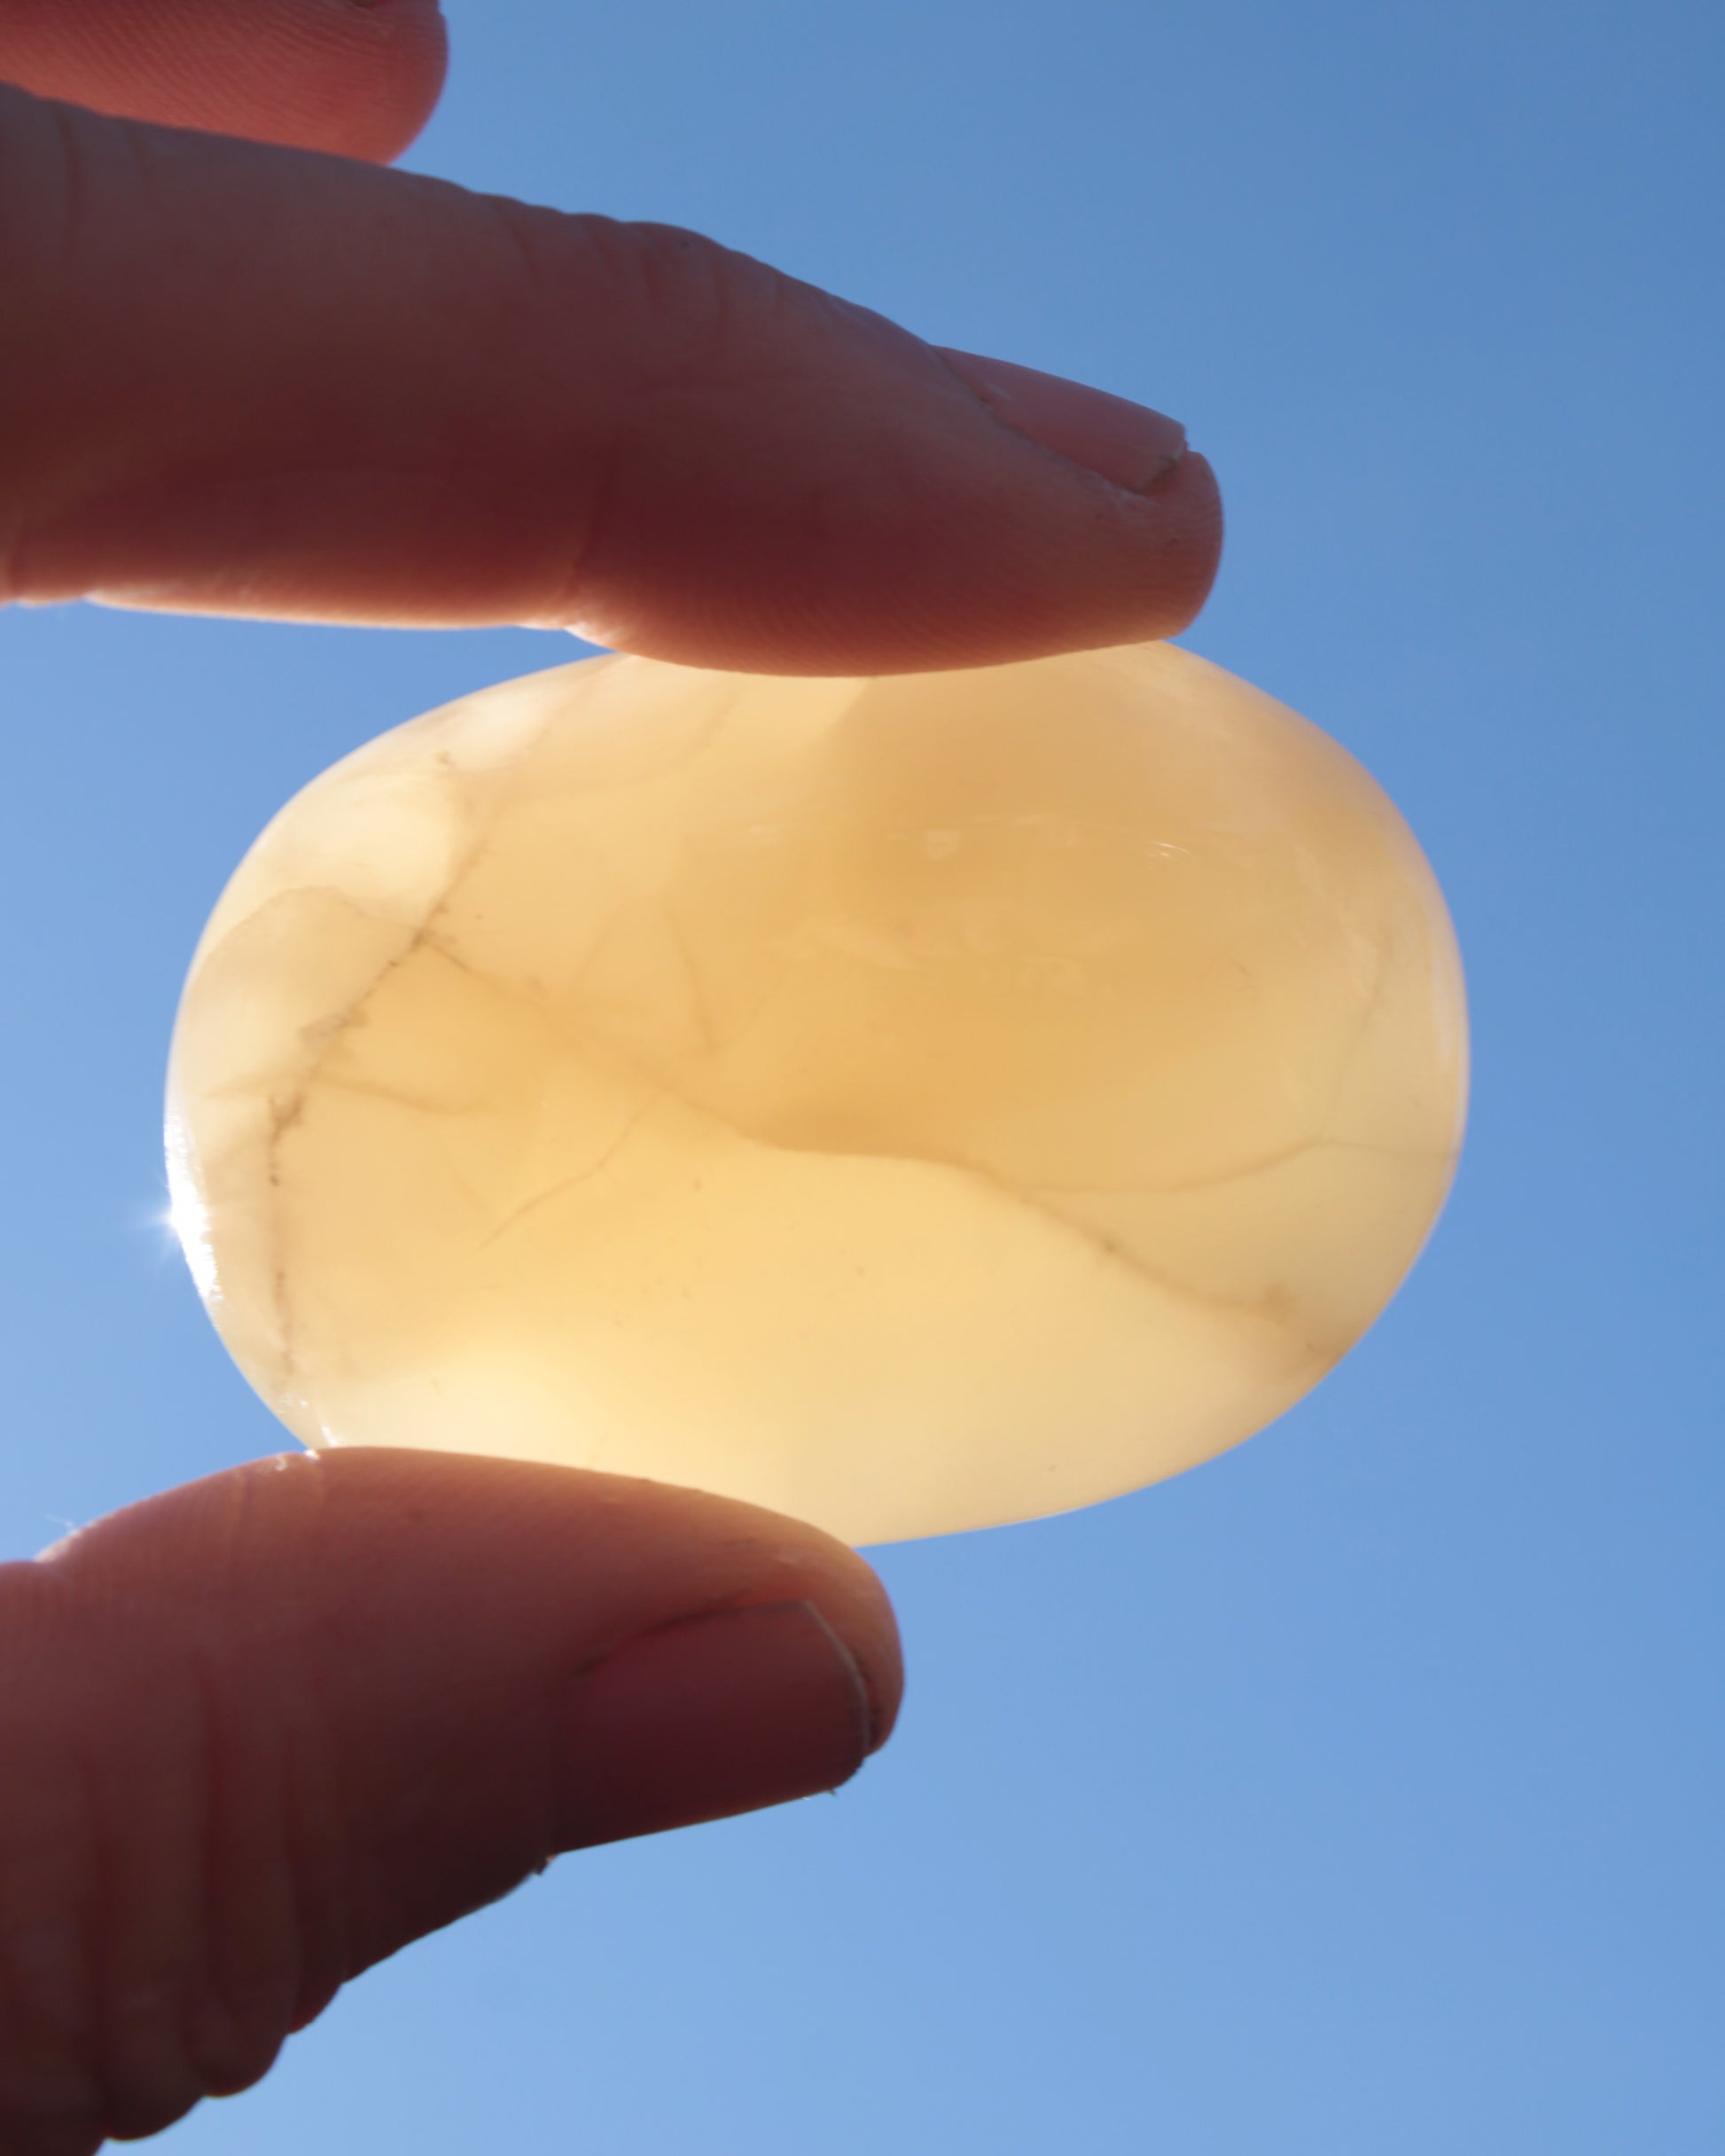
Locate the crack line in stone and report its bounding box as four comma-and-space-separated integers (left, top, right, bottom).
477, 1098, 659, 1251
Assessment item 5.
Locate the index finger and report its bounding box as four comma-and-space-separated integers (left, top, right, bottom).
1, 84, 1222, 672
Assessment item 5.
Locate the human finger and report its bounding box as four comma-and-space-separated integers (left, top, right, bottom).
0, 84, 1222, 673
0, 1449, 900, 2152
0, 0, 446, 162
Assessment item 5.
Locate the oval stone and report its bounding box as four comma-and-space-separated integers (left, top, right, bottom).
168, 643, 1467, 1544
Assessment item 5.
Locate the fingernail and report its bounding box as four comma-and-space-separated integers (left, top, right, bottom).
940, 348, 1187, 493
556, 1601, 879, 1850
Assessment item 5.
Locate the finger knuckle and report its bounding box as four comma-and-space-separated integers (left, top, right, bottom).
484, 200, 792, 378
0, 1570, 316, 2147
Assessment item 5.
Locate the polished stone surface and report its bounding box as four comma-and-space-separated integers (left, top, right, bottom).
168, 644, 1467, 1544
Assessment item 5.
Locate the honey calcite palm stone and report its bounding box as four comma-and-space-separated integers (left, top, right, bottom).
168, 643, 1466, 1545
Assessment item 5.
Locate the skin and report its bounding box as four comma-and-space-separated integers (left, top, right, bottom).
0, 4, 1224, 2146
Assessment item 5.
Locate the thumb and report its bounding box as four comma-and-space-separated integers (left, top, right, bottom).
0, 83, 1222, 672
0, 1449, 901, 2152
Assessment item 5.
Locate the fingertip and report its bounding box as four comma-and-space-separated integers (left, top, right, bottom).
311, 1449, 909, 1755
0, 0, 449, 163
208, 0, 450, 166
45, 1445, 905, 1751
329, 0, 449, 163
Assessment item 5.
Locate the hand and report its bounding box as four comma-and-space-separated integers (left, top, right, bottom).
0, 4, 1222, 2147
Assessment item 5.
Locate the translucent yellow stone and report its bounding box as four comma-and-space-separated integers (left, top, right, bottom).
168, 643, 1466, 1544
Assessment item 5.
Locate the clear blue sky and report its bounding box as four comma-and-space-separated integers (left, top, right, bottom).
3, 0, 1721, 2147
